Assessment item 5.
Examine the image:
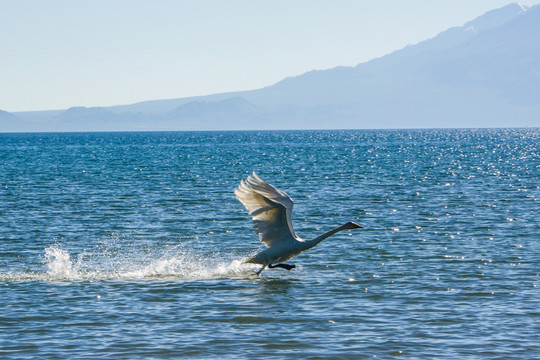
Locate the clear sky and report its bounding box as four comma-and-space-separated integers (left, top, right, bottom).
1, 0, 539, 112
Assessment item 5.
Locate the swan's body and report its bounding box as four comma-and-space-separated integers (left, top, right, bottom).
235, 173, 362, 275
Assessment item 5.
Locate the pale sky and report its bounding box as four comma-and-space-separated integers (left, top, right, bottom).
1, 0, 539, 112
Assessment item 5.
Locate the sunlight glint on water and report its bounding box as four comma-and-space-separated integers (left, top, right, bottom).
0, 129, 538, 359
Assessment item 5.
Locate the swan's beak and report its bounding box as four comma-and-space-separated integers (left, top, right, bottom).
349, 222, 363, 229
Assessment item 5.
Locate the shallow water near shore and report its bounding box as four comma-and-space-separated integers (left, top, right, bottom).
1, 129, 539, 359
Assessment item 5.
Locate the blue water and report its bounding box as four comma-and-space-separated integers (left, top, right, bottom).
0, 129, 538, 359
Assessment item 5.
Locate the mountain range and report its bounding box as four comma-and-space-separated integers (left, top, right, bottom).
2, 2, 539, 132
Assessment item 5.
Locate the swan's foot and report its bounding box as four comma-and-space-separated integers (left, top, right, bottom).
268, 263, 296, 271
256, 265, 266, 276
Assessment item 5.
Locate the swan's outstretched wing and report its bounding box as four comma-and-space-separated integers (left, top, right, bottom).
235, 172, 298, 247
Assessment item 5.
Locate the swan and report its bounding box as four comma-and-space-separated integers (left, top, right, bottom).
235, 172, 362, 276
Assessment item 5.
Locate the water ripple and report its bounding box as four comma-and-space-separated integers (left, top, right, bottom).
0, 129, 539, 359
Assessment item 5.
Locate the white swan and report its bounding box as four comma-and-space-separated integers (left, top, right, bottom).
235, 172, 362, 276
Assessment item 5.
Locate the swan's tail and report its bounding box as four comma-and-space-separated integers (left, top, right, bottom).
243, 255, 261, 265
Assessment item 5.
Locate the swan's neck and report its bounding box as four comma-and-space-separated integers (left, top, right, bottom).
301, 223, 351, 250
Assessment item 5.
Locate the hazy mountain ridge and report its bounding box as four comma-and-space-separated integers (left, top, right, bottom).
0, 110, 17, 119
5, 3, 539, 132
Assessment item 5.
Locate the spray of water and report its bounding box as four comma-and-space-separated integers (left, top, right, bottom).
44, 246, 81, 279
1, 244, 258, 282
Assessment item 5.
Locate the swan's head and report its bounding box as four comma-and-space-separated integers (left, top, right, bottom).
343, 221, 363, 230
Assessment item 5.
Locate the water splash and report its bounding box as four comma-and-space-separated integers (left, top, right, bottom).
1, 244, 258, 282
44, 246, 81, 279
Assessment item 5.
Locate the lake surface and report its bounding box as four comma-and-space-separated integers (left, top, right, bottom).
0, 129, 538, 359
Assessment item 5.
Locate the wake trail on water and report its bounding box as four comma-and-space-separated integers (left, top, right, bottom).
1, 244, 259, 282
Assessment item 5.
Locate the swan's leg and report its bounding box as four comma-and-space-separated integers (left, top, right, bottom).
269, 263, 296, 271
256, 265, 266, 276
279, 264, 295, 271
